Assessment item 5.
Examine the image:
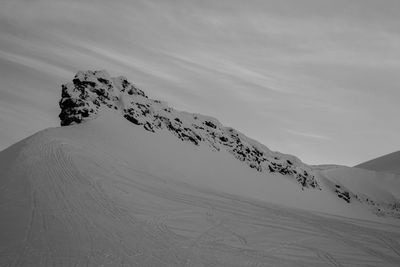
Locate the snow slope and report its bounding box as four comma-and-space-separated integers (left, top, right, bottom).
355, 151, 400, 175
1, 109, 400, 266
0, 70, 399, 266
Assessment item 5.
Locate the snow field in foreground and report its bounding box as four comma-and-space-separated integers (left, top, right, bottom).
0, 110, 399, 266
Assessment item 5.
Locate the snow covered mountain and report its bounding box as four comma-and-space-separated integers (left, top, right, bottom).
58, 70, 400, 219
59, 70, 318, 189
1, 70, 400, 266
355, 151, 400, 175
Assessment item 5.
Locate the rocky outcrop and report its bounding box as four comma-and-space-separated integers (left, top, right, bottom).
59, 70, 319, 189
59, 70, 146, 126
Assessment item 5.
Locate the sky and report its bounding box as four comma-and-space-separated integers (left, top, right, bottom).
0, 0, 399, 166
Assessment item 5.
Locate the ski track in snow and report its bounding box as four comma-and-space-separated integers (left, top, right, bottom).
1, 134, 400, 267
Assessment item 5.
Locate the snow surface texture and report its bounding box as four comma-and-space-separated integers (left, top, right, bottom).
1, 110, 400, 266
355, 151, 400, 175
60, 70, 318, 189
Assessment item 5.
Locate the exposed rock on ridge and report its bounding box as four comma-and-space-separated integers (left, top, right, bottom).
59, 70, 319, 189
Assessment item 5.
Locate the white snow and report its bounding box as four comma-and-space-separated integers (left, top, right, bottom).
1, 109, 399, 266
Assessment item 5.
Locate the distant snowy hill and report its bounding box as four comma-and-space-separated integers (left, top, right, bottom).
355, 151, 400, 175
0, 70, 399, 266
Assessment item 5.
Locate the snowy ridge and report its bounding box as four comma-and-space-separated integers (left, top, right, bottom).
59, 70, 318, 189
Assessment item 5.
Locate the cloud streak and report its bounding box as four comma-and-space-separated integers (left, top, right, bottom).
285, 129, 332, 141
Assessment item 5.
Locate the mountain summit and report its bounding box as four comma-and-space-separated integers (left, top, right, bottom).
59, 70, 318, 189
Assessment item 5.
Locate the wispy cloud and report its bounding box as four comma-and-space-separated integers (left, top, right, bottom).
285, 129, 332, 141
0, 50, 71, 77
